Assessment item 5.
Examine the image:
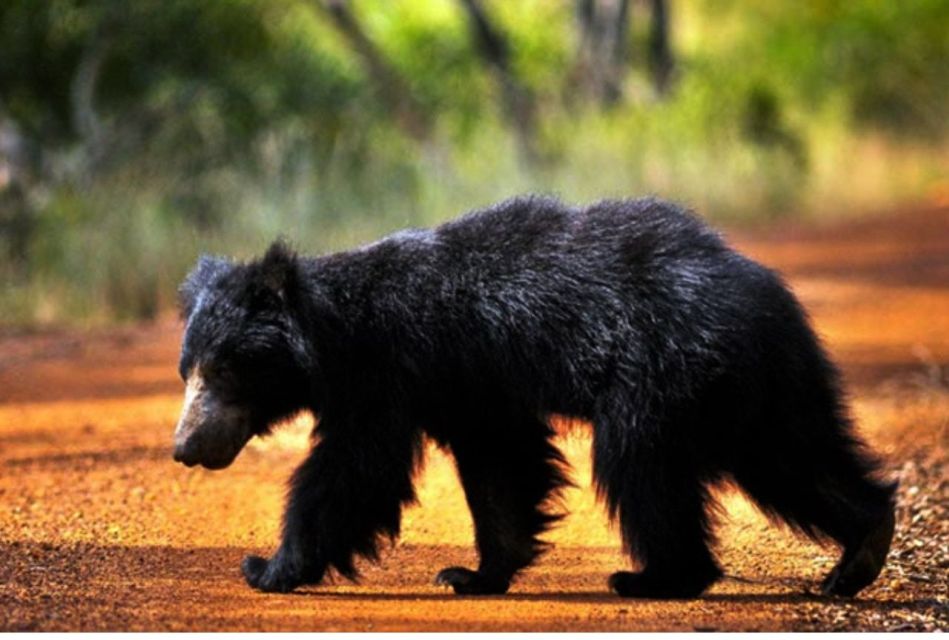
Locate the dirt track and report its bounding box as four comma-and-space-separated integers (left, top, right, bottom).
1, 205, 947, 631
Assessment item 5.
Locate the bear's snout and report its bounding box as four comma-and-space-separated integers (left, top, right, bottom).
172, 421, 249, 470
173, 370, 252, 470
173, 434, 237, 470
173, 438, 202, 467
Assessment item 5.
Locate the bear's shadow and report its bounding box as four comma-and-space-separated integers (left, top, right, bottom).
2, 541, 932, 615
297, 589, 938, 616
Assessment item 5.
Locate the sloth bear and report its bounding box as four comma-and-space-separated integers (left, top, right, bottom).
173, 195, 895, 599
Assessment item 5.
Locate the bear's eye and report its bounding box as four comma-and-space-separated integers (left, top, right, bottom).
202, 364, 242, 399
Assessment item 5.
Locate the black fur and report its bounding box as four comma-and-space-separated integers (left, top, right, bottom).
177, 195, 896, 598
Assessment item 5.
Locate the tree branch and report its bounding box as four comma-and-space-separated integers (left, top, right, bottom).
457, 0, 539, 162
648, 0, 674, 96
570, 0, 630, 107
316, 0, 430, 141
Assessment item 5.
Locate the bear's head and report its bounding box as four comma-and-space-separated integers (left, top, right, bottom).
173, 241, 314, 469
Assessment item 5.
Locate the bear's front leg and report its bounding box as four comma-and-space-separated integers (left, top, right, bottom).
436, 411, 569, 595
242, 417, 420, 594
240, 445, 331, 593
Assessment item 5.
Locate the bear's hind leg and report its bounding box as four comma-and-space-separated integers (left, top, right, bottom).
731, 301, 898, 597
435, 410, 570, 595
594, 408, 722, 599
730, 421, 896, 597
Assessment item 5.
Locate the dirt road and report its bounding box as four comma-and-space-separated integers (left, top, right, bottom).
1, 205, 947, 631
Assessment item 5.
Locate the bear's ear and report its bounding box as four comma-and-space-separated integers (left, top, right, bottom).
178, 255, 233, 318
252, 239, 300, 306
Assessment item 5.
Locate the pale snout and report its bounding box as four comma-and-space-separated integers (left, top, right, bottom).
173, 371, 253, 470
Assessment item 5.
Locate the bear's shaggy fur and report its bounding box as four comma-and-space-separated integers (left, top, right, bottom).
175, 195, 895, 598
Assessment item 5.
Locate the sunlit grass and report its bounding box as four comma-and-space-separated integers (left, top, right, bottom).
6, 117, 945, 328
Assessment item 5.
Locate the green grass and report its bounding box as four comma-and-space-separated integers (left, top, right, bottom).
6, 113, 943, 330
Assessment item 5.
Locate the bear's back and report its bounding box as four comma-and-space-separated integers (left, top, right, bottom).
434, 195, 724, 267
313, 195, 793, 416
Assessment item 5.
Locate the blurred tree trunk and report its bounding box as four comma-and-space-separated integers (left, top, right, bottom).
0, 107, 38, 274
456, 0, 539, 162
71, 33, 110, 181
315, 0, 431, 141
571, 0, 630, 107
647, 0, 674, 96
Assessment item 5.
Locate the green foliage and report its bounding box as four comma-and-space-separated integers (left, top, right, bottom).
355, 1, 489, 138
1, 0, 946, 326
710, 0, 949, 138
1, 0, 365, 160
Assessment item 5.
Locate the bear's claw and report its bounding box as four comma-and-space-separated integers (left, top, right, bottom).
434, 567, 509, 595
241, 554, 301, 593
241, 555, 268, 583
820, 505, 896, 597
